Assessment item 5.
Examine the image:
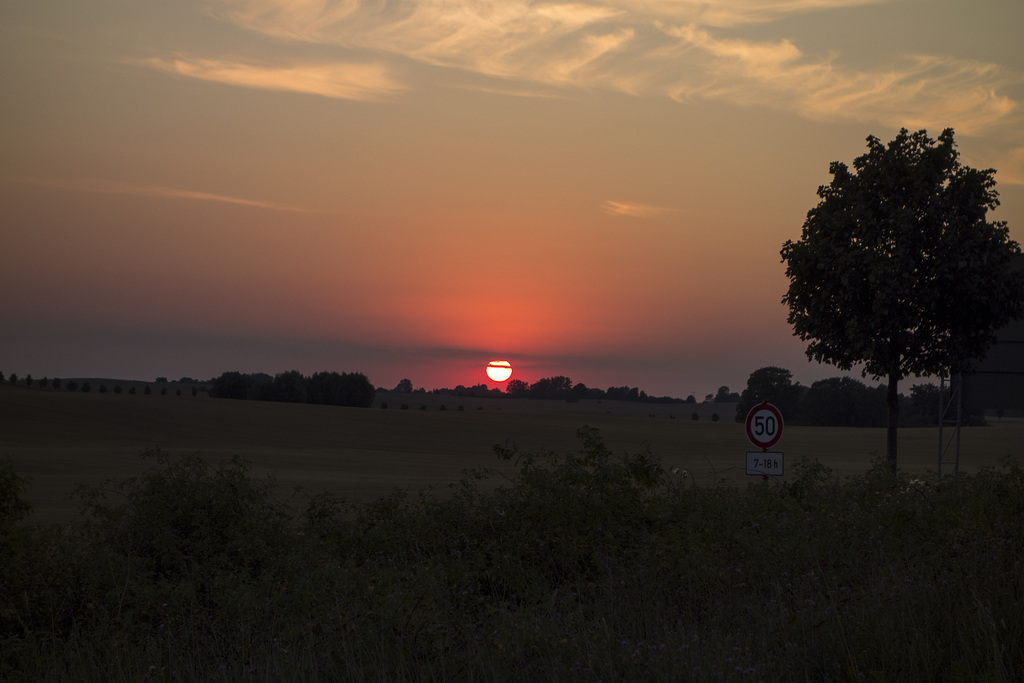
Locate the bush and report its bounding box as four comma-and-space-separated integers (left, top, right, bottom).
0, 460, 32, 530
2, 438, 1022, 681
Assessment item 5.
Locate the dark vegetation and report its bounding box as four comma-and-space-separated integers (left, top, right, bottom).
781, 128, 1024, 468
400, 375, 697, 405
209, 370, 376, 408
2, 430, 1021, 681
735, 366, 956, 428
0, 365, 955, 428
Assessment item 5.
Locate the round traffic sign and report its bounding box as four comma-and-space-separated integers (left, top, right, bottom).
745, 401, 784, 449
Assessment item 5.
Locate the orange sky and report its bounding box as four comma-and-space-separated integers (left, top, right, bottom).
2, 0, 1023, 397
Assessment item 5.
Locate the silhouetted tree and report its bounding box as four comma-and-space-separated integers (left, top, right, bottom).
272, 370, 307, 403
394, 378, 413, 393
8, 374, 17, 385
606, 386, 641, 401
530, 376, 573, 399
904, 383, 950, 426
505, 379, 530, 397
306, 371, 374, 407
800, 377, 887, 427
736, 367, 804, 423
210, 372, 254, 400
52, 378, 61, 390
782, 128, 1024, 470
715, 386, 740, 402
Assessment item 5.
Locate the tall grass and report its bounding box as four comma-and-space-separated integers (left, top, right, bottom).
2, 428, 1022, 681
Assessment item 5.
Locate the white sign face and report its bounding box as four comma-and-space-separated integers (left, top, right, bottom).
746, 452, 784, 476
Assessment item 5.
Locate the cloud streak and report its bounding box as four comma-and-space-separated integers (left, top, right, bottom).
601, 200, 676, 218
143, 56, 405, 101
18, 177, 320, 213
662, 26, 1019, 135
191, 0, 1020, 134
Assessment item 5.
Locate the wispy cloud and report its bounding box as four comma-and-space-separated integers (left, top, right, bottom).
189, 0, 1019, 132
601, 200, 676, 218
613, 0, 888, 27
142, 56, 405, 101
662, 26, 1019, 135
19, 177, 319, 213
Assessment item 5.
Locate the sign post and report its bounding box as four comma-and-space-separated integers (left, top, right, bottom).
745, 401, 784, 476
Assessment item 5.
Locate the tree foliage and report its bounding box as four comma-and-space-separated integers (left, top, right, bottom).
736, 366, 804, 422
801, 377, 887, 427
209, 370, 375, 407
781, 128, 1024, 468
272, 370, 307, 403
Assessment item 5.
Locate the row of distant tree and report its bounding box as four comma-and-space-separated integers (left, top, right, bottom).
209, 370, 376, 408
735, 366, 954, 427
389, 367, 952, 427
0, 372, 204, 396
4, 365, 952, 426
391, 375, 741, 405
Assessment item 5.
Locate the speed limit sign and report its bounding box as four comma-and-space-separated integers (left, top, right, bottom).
745, 401, 783, 450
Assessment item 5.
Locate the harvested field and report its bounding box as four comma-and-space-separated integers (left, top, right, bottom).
3, 384, 1022, 524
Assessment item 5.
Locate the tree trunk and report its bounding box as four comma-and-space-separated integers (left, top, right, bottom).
886, 370, 900, 474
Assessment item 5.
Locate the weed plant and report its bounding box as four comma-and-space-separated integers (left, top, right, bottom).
1, 429, 1022, 681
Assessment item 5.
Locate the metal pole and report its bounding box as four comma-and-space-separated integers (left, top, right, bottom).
938, 376, 945, 478
954, 373, 962, 477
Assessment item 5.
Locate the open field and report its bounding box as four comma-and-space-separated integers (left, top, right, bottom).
4, 383, 1023, 680
4, 384, 1023, 524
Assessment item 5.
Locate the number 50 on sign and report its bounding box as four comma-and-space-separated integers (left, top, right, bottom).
745, 401, 784, 476
745, 402, 784, 450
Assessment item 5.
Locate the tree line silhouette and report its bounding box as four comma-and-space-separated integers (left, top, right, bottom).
0, 365, 959, 426
209, 370, 376, 408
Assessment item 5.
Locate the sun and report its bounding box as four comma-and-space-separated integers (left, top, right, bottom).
485, 360, 513, 382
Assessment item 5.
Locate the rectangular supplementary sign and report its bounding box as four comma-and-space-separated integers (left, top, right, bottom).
746, 452, 784, 476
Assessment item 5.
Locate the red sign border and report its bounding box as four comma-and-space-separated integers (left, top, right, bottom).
745, 401, 784, 450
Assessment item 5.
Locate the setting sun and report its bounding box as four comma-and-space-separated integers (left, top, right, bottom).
485, 360, 513, 383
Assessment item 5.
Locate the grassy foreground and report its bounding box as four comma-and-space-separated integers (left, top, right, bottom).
2, 428, 1022, 682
